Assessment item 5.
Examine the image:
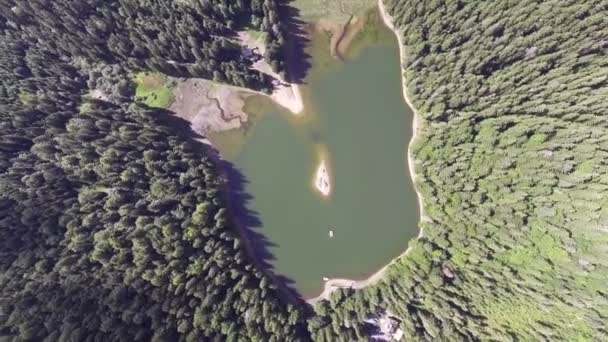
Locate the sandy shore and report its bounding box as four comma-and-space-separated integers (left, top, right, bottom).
168, 31, 304, 136
307, 0, 427, 305
238, 32, 304, 115
276, 83, 304, 115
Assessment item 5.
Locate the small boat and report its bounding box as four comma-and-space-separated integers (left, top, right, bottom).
329, 230, 334, 238
323, 277, 330, 281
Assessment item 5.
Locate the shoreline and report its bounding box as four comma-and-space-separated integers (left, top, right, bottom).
380, 1, 427, 222
306, 0, 427, 305
266, 82, 304, 115
169, 30, 305, 136
238, 82, 304, 115
169, 74, 303, 136
238, 31, 305, 115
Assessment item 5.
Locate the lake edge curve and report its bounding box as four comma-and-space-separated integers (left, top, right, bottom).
306, 0, 427, 304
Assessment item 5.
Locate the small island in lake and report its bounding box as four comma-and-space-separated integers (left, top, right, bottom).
314, 159, 332, 197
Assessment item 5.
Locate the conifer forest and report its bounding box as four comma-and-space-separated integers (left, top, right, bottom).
1, 0, 607, 341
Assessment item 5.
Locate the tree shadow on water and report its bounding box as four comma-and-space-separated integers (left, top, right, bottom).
277, 0, 313, 84
217, 158, 307, 306
154, 109, 307, 306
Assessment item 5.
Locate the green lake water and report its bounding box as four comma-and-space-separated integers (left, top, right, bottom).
211, 21, 419, 298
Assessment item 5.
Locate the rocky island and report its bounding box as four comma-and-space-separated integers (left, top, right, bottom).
314, 159, 331, 197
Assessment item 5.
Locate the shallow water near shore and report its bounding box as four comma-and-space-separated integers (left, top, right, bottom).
210, 14, 419, 298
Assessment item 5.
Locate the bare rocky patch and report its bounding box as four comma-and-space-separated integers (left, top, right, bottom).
169, 79, 250, 135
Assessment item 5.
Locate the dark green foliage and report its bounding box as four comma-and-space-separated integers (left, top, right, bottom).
0, 1, 307, 340
311, 1, 608, 340
3, 0, 607, 340
0, 0, 275, 91
1, 100, 306, 340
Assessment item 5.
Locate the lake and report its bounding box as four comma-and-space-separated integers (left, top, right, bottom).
210, 16, 419, 298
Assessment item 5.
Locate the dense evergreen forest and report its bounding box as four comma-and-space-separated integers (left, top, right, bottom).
310, 0, 608, 340
0, 0, 307, 340
1, 0, 287, 93
2, 0, 607, 341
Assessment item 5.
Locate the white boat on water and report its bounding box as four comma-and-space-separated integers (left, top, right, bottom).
329, 230, 334, 238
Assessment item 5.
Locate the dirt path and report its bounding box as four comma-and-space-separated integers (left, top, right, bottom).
307, 0, 428, 305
